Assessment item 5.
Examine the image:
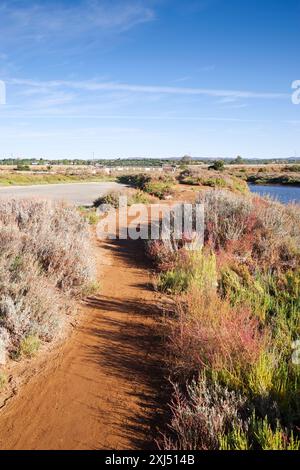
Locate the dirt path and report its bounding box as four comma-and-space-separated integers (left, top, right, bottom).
0, 237, 166, 450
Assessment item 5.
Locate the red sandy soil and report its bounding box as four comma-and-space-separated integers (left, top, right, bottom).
0, 236, 167, 450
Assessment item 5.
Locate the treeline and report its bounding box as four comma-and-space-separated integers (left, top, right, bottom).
1, 157, 300, 167
0, 158, 175, 167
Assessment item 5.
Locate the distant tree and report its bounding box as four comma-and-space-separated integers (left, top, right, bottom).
230, 155, 244, 165
181, 155, 193, 165
179, 155, 193, 170
209, 160, 225, 171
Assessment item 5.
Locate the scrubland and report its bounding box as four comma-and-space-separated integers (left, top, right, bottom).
0, 200, 95, 370
118, 170, 249, 199
178, 168, 249, 194
147, 190, 300, 450
228, 164, 300, 186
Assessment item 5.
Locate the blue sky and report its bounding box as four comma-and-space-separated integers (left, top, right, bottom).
0, 0, 299, 159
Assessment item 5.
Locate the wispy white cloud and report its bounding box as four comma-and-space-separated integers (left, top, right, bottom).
9, 78, 289, 100
0, 108, 273, 123
0, 0, 155, 45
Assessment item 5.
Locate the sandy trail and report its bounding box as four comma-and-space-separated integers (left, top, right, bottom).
0, 236, 166, 450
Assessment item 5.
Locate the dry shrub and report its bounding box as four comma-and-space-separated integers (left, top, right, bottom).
252, 199, 300, 269
0, 254, 65, 347
146, 240, 177, 272
163, 378, 247, 450
200, 190, 300, 270
0, 199, 95, 296
198, 190, 253, 249
0, 199, 95, 358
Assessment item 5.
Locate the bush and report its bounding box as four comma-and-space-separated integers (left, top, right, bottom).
85, 211, 99, 225
143, 180, 173, 199
200, 190, 300, 270
220, 413, 300, 450
117, 173, 175, 199
157, 250, 217, 295
94, 189, 153, 210
128, 190, 153, 205
170, 288, 266, 384
209, 160, 225, 171
163, 378, 247, 450
0, 200, 95, 360
146, 240, 177, 272
94, 191, 121, 209
0, 254, 64, 346
78, 207, 99, 226
150, 189, 300, 450
19, 335, 41, 358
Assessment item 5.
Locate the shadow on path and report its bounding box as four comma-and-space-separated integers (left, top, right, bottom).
84, 237, 170, 450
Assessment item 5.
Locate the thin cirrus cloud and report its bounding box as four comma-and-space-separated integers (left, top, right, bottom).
0, 0, 155, 44
9, 78, 289, 101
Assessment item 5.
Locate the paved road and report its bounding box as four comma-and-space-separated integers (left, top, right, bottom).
0, 182, 125, 206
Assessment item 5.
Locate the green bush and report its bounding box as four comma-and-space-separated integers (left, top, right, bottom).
157, 251, 217, 294
79, 208, 99, 225
209, 160, 225, 171
117, 173, 175, 199
86, 211, 99, 225
19, 335, 41, 358
220, 414, 300, 450
143, 180, 173, 199
94, 191, 121, 209
128, 190, 152, 205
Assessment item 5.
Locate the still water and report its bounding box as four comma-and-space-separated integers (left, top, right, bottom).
248, 184, 300, 204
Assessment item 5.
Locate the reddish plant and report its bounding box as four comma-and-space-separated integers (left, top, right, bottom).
169, 288, 266, 381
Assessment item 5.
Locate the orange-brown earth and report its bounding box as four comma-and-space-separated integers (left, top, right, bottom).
0, 235, 167, 450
